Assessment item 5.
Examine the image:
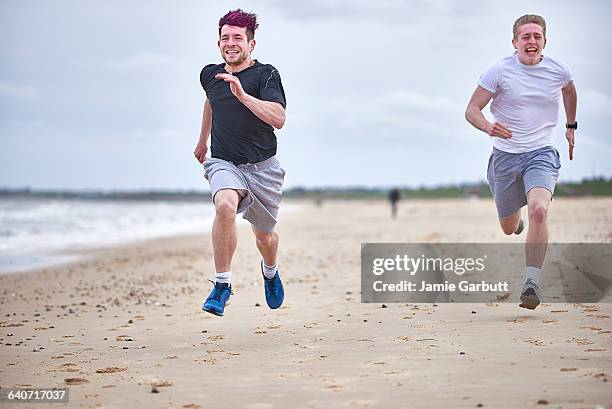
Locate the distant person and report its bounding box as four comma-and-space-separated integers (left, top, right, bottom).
194, 9, 287, 316
388, 188, 401, 218
465, 14, 577, 309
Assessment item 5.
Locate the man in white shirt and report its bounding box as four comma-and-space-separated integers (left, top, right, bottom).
465, 14, 578, 309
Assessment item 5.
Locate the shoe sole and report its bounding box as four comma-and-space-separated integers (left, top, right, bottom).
202, 306, 224, 317
519, 293, 540, 310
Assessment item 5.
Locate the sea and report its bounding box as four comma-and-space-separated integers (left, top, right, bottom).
0, 197, 220, 273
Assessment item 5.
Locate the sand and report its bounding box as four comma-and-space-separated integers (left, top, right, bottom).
1, 198, 611, 408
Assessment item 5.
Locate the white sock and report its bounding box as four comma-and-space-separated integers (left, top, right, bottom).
525, 266, 541, 285
215, 271, 231, 284
262, 262, 277, 279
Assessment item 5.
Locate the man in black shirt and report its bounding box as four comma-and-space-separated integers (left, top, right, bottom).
194, 9, 287, 317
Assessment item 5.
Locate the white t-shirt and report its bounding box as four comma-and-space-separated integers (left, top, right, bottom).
478, 52, 572, 153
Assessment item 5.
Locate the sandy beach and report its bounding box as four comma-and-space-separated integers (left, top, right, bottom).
1, 198, 611, 408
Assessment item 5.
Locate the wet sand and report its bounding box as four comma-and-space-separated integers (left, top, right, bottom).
1, 198, 611, 408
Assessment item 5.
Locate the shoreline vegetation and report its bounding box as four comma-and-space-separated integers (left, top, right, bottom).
1, 177, 611, 201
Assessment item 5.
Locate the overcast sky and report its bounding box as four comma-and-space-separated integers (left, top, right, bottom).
1, 0, 610, 190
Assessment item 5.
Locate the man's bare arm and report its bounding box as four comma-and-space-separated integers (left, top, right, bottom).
240, 95, 285, 129
194, 99, 212, 163
465, 86, 512, 139
562, 81, 577, 160
562, 81, 577, 124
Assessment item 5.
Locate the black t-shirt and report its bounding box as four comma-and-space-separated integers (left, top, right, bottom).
200, 61, 286, 165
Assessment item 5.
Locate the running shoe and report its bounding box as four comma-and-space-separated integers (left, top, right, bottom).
262, 263, 284, 309
519, 278, 541, 309
202, 280, 232, 316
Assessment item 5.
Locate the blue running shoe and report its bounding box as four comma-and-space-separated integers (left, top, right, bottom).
202, 280, 232, 316
262, 263, 284, 309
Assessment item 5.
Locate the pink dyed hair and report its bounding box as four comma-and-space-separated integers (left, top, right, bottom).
218, 9, 259, 41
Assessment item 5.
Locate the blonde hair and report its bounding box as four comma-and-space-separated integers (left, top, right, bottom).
513, 14, 546, 39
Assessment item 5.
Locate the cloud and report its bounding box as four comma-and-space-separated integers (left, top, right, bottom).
384, 90, 461, 114
581, 89, 612, 118
0, 81, 36, 98
316, 89, 465, 144
102, 52, 182, 72
129, 128, 184, 141
260, 0, 456, 22
1, 0, 610, 189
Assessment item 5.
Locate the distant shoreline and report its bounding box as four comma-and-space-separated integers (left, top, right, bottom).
2, 176, 610, 200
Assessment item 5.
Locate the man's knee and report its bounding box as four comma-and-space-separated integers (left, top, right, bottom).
526, 188, 551, 225
214, 191, 239, 220
529, 202, 548, 225
254, 231, 276, 247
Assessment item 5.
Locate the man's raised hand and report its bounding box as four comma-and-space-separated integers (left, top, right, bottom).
215, 73, 246, 101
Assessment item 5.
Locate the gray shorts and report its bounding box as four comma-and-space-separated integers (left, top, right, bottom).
487, 146, 561, 219
204, 156, 285, 233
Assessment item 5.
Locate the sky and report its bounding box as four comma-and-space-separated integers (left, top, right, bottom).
1, 0, 611, 190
